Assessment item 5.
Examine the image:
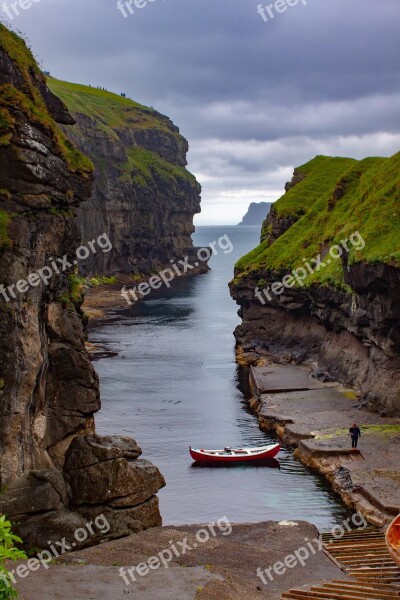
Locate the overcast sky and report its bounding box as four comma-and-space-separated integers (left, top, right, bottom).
3, 0, 400, 224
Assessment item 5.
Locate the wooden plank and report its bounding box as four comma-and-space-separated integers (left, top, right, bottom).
283, 590, 387, 600
322, 583, 400, 599
330, 580, 400, 590
281, 528, 400, 600
281, 592, 318, 600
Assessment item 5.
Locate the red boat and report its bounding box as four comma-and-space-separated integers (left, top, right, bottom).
386, 514, 400, 566
189, 443, 280, 463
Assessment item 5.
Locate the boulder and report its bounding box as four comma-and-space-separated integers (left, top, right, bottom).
78, 496, 162, 540
0, 470, 68, 518
14, 510, 91, 551
64, 434, 142, 471
67, 458, 165, 506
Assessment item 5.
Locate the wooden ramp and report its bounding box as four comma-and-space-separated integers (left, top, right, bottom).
281, 527, 400, 599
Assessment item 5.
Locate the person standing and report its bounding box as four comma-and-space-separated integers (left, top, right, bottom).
349, 423, 361, 449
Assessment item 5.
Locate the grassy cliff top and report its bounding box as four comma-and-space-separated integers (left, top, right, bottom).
236, 152, 400, 288
47, 77, 181, 142
0, 25, 41, 89
47, 77, 197, 187
0, 25, 92, 174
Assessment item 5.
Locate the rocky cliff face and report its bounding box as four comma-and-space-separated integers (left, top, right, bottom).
47, 79, 202, 277
0, 25, 164, 546
231, 155, 400, 416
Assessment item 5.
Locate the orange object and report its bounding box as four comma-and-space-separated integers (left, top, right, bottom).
386, 514, 400, 566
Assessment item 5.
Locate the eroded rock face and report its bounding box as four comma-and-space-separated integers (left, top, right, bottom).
231, 260, 400, 416
53, 93, 203, 277
231, 181, 400, 417
64, 435, 165, 508
64, 434, 142, 471
0, 471, 69, 517
78, 496, 162, 539
0, 26, 165, 547
0, 435, 165, 548
67, 458, 164, 506
0, 33, 96, 483
14, 510, 91, 551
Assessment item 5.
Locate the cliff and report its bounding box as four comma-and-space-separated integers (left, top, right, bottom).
46, 78, 202, 277
0, 25, 164, 547
237, 202, 272, 226
230, 154, 400, 416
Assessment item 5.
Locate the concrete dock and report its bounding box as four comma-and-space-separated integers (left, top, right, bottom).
249, 364, 400, 526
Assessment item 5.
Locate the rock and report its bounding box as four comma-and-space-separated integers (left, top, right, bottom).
260, 205, 300, 244
67, 458, 165, 506
284, 169, 306, 192
312, 370, 336, 383
64, 434, 142, 471
14, 510, 90, 550
0, 26, 166, 551
36, 79, 76, 126
0, 29, 96, 486
108, 460, 166, 508
0, 471, 68, 517
78, 496, 162, 539
52, 83, 204, 278
231, 250, 400, 417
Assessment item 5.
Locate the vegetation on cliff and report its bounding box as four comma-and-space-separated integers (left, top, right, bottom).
0, 210, 10, 248
236, 152, 400, 288
47, 77, 196, 187
48, 78, 173, 136
0, 25, 92, 176
0, 25, 166, 547
46, 77, 201, 277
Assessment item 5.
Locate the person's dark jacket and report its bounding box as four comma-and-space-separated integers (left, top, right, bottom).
349, 427, 361, 438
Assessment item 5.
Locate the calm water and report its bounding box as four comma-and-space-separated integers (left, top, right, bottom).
91, 226, 348, 530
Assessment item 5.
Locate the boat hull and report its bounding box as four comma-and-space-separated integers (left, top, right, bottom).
190, 443, 280, 463
386, 514, 400, 567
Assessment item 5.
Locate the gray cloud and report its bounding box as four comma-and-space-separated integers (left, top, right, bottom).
3, 0, 400, 223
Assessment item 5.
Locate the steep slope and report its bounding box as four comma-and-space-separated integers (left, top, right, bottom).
47, 78, 202, 276
230, 154, 400, 415
0, 25, 164, 547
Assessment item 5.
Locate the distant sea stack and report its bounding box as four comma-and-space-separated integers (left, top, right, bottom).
47, 78, 203, 277
238, 202, 272, 226
230, 154, 400, 416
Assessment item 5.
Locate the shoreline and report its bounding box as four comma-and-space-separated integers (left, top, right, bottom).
239, 351, 400, 527
82, 266, 209, 326
81, 279, 399, 527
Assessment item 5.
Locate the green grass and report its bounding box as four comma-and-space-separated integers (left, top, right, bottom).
89, 275, 117, 286
235, 153, 400, 287
46, 77, 197, 190
120, 147, 195, 187
0, 210, 11, 249
270, 155, 357, 219
0, 25, 92, 177
59, 274, 86, 307
315, 424, 400, 440
47, 78, 176, 141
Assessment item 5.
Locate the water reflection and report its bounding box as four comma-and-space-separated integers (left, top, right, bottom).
191, 458, 281, 470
